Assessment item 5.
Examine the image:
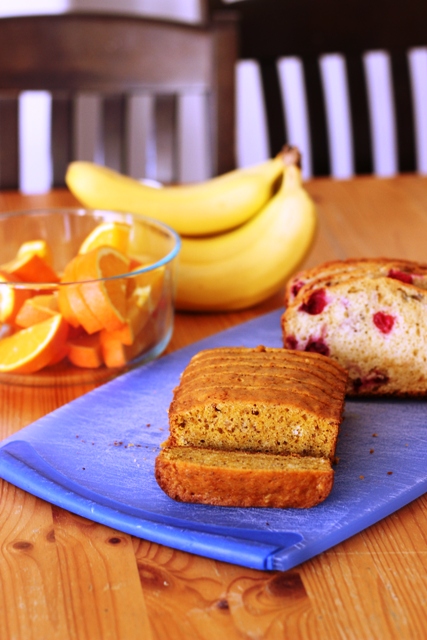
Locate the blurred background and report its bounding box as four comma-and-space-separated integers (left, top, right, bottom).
1, 0, 427, 192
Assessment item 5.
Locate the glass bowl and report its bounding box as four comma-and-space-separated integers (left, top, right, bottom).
0, 208, 181, 386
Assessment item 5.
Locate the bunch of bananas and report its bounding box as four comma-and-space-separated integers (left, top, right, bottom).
65, 147, 317, 311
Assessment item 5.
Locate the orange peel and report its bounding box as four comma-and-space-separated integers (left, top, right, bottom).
78, 221, 131, 254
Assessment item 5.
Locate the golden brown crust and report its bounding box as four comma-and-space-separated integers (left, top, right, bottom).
182, 357, 347, 392
285, 256, 427, 306
155, 447, 334, 509
173, 347, 347, 411
189, 345, 348, 377
171, 385, 340, 418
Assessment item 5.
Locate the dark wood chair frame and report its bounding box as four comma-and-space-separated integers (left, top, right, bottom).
0, 11, 238, 189
210, 0, 427, 177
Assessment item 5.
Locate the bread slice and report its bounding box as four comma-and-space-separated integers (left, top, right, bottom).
166, 346, 347, 460
282, 258, 427, 395
285, 257, 427, 307
155, 446, 334, 508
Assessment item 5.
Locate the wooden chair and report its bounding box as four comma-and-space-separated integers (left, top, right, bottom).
211, 0, 427, 179
0, 11, 238, 191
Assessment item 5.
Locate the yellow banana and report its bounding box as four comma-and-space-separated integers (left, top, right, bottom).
65, 157, 283, 237
175, 149, 317, 311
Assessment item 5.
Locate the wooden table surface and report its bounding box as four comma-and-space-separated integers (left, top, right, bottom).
1, 175, 427, 639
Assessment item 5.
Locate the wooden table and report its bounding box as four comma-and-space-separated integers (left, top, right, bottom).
1, 175, 427, 639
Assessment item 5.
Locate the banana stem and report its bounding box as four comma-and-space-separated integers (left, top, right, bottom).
279, 145, 302, 169
278, 145, 303, 191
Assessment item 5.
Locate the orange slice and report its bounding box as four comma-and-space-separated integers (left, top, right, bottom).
104, 285, 151, 345
73, 247, 131, 332
0, 270, 31, 324
57, 282, 81, 329
2, 252, 59, 283
59, 259, 103, 334
129, 257, 143, 271
58, 261, 81, 329
48, 341, 70, 366
15, 293, 59, 328
17, 239, 53, 266
0, 313, 69, 374
127, 265, 165, 309
78, 221, 131, 255
100, 318, 156, 368
67, 332, 103, 369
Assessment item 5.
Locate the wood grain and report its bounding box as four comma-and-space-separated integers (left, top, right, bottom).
0, 482, 68, 639
52, 508, 150, 640
2, 178, 427, 638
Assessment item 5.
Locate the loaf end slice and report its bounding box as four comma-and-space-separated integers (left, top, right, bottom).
155, 446, 334, 509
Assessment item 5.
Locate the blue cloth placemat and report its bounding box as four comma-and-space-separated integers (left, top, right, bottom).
1, 309, 426, 571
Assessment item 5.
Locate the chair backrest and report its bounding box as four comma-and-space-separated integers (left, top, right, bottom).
0, 11, 238, 191
213, 0, 427, 179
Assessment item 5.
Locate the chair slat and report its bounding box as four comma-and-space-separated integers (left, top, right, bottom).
277, 57, 312, 179
19, 91, 52, 194
345, 53, 374, 175
209, 14, 238, 176
390, 50, 417, 173
235, 60, 269, 168
302, 57, 331, 177
259, 59, 287, 159
154, 95, 178, 184
103, 94, 127, 174
51, 93, 73, 187
363, 51, 398, 177
177, 93, 211, 183
0, 97, 18, 189
319, 54, 354, 179
408, 47, 427, 174
126, 94, 154, 181
73, 93, 103, 166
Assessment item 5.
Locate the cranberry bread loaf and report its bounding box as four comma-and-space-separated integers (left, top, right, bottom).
155, 447, 334, 509
166, 346, 348, 460
282, 258, 427, 395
